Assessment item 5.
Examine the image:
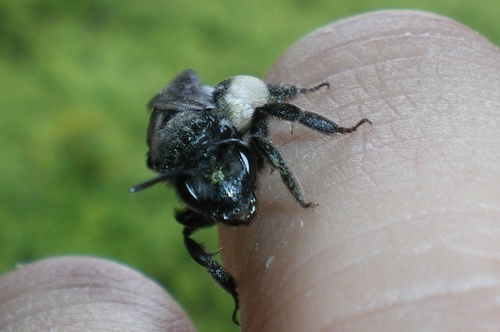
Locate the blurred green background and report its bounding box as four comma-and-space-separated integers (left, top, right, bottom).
1, 0, 499, 331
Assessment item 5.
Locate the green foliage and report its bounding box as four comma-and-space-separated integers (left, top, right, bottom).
1, 1, 499, 331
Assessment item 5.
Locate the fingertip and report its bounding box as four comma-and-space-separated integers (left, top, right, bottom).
0, 257, 195, 332
223, 10, 500, 331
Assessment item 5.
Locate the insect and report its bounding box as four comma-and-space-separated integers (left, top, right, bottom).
130, 69, 371, 324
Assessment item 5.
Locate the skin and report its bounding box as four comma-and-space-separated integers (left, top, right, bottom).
2, 10, 500, 331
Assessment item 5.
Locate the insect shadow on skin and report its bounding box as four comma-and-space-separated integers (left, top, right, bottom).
130, 69, 371, 324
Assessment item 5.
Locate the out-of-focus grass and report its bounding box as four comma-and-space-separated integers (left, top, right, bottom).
1, 1, 499, 331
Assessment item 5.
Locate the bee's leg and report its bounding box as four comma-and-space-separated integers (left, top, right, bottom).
176, 209, 240, 325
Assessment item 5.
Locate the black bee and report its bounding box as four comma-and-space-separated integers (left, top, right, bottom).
131, 69, 371, 324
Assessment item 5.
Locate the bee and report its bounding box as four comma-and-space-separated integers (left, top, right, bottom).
131, 69, 371, 324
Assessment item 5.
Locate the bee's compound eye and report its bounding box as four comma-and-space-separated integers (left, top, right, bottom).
175, 176, 212, 215
235, 143, 258, 184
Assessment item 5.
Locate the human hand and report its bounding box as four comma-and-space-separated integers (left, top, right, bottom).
220, 10, 500, 331
0, 257, 196, 331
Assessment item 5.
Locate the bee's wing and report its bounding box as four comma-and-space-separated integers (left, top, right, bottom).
148, 69, 215, 112
144, 70, 216, 166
